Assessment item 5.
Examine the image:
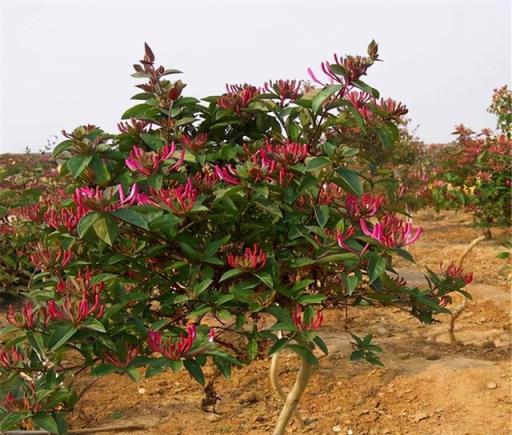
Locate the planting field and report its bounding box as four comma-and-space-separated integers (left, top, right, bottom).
60, 210, 510, 435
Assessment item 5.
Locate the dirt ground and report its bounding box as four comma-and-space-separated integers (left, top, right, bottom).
66, 210, 511, 434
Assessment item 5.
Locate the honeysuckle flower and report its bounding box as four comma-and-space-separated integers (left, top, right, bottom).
47, 292, 105, 324
191, 168, 219, 192
147, 324, 197, 360
29, 244, 73, 271
263, 79, 302, 105
318, 182, 344, 206
44, 207, 85, 231
214, 164, 240, 185
292, 305, 323, 331
217, 84, 260, 114
2, 383, 41, 413
266, 140, 309, 165
248, 148, 277, 182
125, 143, 184, 176
360, 214, 422, 249
227, 243, 267, 271
378, 98, 408, 119
103, 345, 139, 368
117, 118, 150, 134
11, 204, 42, 223
0, 347, 23, 369
6, 303, 43, 330
145, 179, 198, 215
208, 328, 217, 343
345, 193, 385, 219
440, 263, 473, 285
182, 133, 208, 153
56, 269, 105, 296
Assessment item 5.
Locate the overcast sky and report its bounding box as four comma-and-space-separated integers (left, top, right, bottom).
0, 0, 510, 153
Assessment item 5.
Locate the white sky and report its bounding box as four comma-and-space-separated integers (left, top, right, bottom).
0, 0, 510, 153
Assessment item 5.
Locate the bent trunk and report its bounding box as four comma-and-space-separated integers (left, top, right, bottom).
269, 351, 304, 428
449, 233, 490, 344
272, 355, 314, 435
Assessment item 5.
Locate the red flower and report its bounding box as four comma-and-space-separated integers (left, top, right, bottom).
218, 84, 260, 114
266, 140, 309, 165
0, 347, 23, 369
47, 292, 105, 324
441, 263, 473, 285
103, 345, 139, 368
56, 269, 105, 296
147, 324, 197, 360
11, 204, 42, 223
144, 179, 198, 215
345, 193, 384, 219
44, 207, 85, 231
227, 244, 267, 271
264, 79, 302, 105
182, 133, 208, 153
292, 305, 323, 331
6, 303, 44, 329
360, 214, 422, 248
29, 243, 73, 272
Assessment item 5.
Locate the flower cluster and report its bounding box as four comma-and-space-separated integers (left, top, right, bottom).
0, 347, 23, 369
292, 305, 323, 331
360, 214, 422, 248
263, 79, 302, 105
147, 324, 197, 360
441, 263, 473, 285
345, 193, 384, 219
6, 303, 44, 329
227, 244, 267, 271
29, 243, 73, 272
125, 143, 185, 176
143, 179, 198, 215
217, 84, 260, 114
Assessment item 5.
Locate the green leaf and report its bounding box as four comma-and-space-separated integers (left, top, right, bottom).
112, 208, 149, 230
314, 205, 330, 228
353, 79, 380, 98
32, 413, 59, 434
313, 336, 328, 355
193, 278, 213, 296
297, 294, 326, 304
184, 359, 205, 385
368, 253, 387, 283
268, 338, 288, 356
67, 155, 92, 178
93, 215, 119, 246
219, 269, 244, 282
255, 271, 273, 289
77, 212, 101, 238
48, 324, 78, 351
306, 156, 331, 172
286, 344, 319, 366
334, 167, 363, 196
140, 133, 165, 151
317, 253, 358, 263
312, 84, 342, 113
82, 319, 106, 333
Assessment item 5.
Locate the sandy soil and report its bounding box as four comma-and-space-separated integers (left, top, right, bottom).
65, 210, 512, 434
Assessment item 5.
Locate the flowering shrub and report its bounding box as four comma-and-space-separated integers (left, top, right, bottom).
0, 43, 470, 434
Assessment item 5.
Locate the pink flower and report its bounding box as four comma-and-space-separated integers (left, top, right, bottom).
147, 179, 198, 215
44, 207, 85, 231
346, 193, 385, 219
125, 143, 184, 176
266, 140, 309, 165
263, 79, 302, 105
218, 84, 260, 113
227, 244, 267, 271
215, 164, 240, 185
182, 133, 208, 153
360, 214, 422, 249
147, 324, 197, 360
47, 292, 105, 324
292, 305, 323, 331
11, 204, 42, 223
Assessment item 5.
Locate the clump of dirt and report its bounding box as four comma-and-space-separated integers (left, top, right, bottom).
64, 211, 512, 434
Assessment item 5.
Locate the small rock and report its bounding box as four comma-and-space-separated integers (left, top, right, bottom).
376, 326, 390, 336
347, 429, 354, 435
206, 413, 222, 422
332, 425, 342, 433
487, 382, 498, 389
414, 412, 429, 422
137, 387, 146, 395
238, 391, 263, 404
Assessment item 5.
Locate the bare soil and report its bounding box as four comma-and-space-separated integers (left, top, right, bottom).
67, 210, 511, 434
